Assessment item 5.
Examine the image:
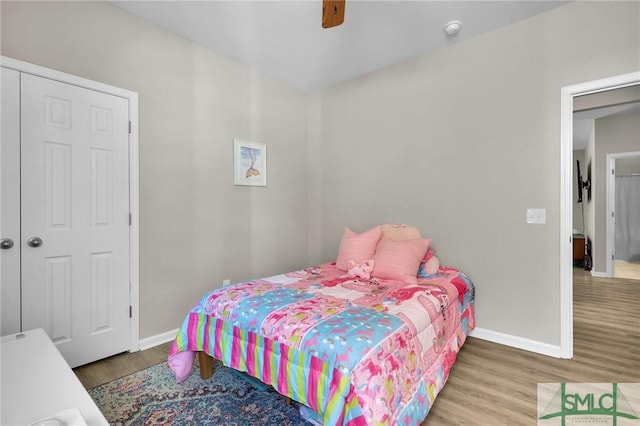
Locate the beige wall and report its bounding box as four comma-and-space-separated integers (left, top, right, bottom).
311, 1, 640, 345
616, 155, 640, 176
592, 111, 640, 272
1, 1, 310, 338
2, 1, 639, 349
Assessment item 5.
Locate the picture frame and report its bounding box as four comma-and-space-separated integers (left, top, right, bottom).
233, 138, 267, 186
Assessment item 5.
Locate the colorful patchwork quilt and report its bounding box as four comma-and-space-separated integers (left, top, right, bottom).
168, 263, 475, 425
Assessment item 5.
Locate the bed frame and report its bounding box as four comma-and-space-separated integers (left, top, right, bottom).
198, 352, 214, 379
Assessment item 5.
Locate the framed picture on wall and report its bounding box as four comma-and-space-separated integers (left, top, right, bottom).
233, 138, 267, 186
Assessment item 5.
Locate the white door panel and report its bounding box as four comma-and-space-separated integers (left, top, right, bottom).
1, 67, 22, 336
20, 73, 130, 367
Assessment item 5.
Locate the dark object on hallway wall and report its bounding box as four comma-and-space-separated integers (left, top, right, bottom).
576, 160, 591, 203
584, 238, 592, 271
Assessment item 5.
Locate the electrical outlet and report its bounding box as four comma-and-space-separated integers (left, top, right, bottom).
222, 279, 231, 286
526, 208, 546, 224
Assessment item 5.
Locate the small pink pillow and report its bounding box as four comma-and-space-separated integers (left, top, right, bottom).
347, 259, 375, 280
335, 226, 382, 271
372, 238, 430, 285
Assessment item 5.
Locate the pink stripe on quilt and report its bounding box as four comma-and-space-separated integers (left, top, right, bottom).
246, 332, 256, 376
203, 316, 211, 354
187, 313, 198, 351
231, 326, 241, 369
213, 318, 223, 360
328, 370, 346, 425
262, 337, 272, 384
345, 416, 368, 426
307, 356, 322, 411
277, 342, 289, 392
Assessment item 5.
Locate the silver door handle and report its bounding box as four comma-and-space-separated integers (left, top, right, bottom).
0, 238, 14, 249
27, 237, 43, 248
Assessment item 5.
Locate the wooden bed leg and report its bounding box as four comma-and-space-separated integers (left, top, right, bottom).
198, 351, 214, 379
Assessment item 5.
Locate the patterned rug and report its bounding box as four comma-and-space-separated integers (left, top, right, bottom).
89, 361, 311, 425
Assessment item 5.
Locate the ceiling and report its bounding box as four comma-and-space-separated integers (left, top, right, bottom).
112, 1, 568, 92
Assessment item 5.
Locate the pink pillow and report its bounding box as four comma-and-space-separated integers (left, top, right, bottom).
335, 226, 382, 271
372, 238, 430, 285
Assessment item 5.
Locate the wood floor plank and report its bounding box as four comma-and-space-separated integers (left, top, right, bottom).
73, 268, 639, 424
73, 342, 172, 389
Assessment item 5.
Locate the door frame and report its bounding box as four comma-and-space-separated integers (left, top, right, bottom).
607, 151, 640, 276
560, 71, 640, 359
1, 56, 140, 353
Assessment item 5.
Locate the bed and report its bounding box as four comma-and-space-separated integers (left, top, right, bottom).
168, 225, 475, 425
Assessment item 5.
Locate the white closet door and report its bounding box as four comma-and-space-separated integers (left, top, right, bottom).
20, 73, 131, 367
1, 67, 21, 336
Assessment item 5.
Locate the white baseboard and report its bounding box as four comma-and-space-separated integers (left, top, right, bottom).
468, 327, 562, 358
139, 328, 179, 351
590, 270, 609, 278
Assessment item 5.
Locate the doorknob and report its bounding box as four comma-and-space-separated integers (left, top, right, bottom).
27, 237, 43, 248
0, 238, 14, 249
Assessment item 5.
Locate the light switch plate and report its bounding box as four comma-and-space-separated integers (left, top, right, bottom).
526, 208, 546, 224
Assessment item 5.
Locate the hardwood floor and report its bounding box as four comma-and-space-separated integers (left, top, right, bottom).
74, 268, 639, 424
74, 342, 171, 389
614, 259, 640, 280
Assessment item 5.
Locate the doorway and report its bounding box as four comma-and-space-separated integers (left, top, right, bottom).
608, 152, 640, 279
560, 71, 640, 359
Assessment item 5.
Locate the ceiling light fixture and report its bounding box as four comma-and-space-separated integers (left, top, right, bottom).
443, 20, 462, 36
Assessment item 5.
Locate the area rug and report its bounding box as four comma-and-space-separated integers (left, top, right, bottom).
89, 361, 311, 425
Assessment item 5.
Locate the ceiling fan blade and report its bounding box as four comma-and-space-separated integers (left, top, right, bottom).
322, 0, 345, 28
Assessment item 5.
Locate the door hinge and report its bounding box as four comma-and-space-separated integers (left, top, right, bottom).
128, 121, 132, 134
612, 168, 615, 175
129, 306, 132, 318
129, 213, 132, 226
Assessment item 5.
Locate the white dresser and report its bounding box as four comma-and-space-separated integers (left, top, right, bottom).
1, 328, 108, 425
